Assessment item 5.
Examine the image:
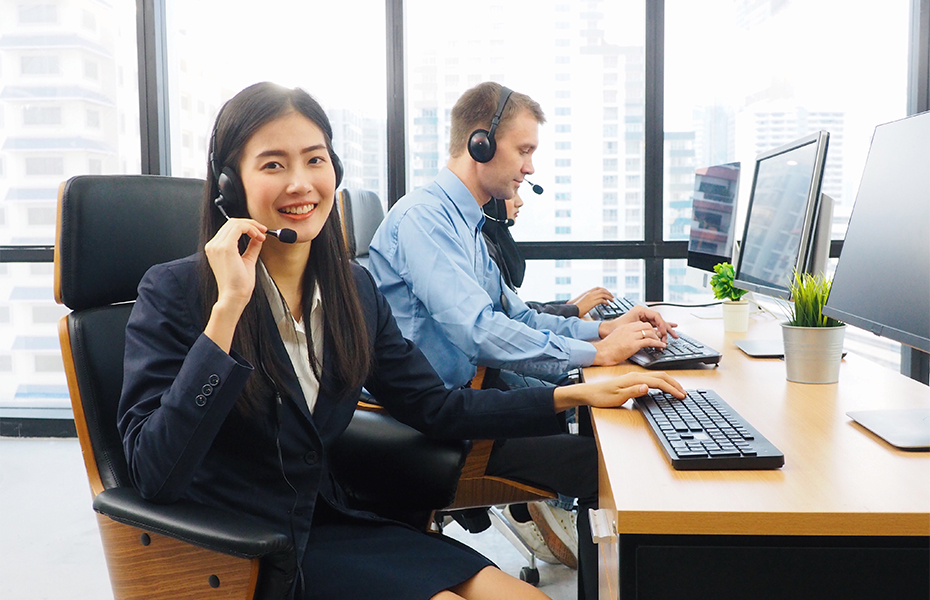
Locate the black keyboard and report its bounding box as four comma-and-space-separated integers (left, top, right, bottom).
635, 389, 784, 470
590, 296, 637, 320
629, 332, 722, 369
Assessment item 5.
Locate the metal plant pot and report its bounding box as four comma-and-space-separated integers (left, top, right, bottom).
780, 323, 846, 384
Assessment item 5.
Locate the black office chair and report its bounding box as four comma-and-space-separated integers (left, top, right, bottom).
336, 189, 384, 268
336, 188, 559, 584
55, 174, 469, 599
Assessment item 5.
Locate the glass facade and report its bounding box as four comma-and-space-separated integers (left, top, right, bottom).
0, 0, 921, 413
0, 0, 140, 411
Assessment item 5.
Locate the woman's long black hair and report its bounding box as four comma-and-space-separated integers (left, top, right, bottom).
199, 82, 370, 416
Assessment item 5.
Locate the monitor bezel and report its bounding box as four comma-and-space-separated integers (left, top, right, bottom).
734, 130, 830, 300
687, 162, 741, 274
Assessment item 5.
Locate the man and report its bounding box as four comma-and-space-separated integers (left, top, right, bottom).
369, 82, 676, 600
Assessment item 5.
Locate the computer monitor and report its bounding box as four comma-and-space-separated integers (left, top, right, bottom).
734, 131, 832, 300
823, 112, 930, 354
687, 162, 740, 273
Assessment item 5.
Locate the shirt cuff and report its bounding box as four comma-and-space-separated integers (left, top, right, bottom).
576, 319, 602, 341
567, 338, 598, 368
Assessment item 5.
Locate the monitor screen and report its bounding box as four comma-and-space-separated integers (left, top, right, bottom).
823, 112, 930, 353
734, 131, 830, 300
687, 162, 740, 273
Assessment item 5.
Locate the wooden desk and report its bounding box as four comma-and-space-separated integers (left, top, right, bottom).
585, 305, 930, 599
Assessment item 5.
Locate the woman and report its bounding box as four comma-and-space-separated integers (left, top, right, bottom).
482, 192, 614, 317
118, 82, 684, 600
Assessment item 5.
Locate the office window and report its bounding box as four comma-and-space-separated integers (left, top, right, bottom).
555, 192, 571, 201
2, 3, 140, 413
21, 55, 59, 75
19, 4, 57, 23
83, 9, 97, 31
26, 206, 56, 227
24, 157, 63, 176
664, 0, 909, 244
407, 0, 644, 253
555, 226, 571, 234
555, 176, 571, 184
23, 106, 61, 125
555, 260, 571, 268
83, 59, 99, 80
167, 0, 387, 203
86, 109, 100, 128
603, 276, 618, 288
554, 210, 572, 218
555, 158, 571, 167
555, 277, 571, 285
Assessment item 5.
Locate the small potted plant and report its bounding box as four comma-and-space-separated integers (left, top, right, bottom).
710, 262, 749, 332
781, 271, 846, 384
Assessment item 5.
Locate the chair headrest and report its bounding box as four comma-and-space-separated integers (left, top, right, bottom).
55, 175, 205, 311
340, 189, 385, 259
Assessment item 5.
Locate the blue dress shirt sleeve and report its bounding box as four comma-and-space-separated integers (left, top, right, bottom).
389, 203, 597, 380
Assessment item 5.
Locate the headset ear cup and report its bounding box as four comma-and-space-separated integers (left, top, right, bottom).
468, 129, 495, 163
332, 152, 344, 189
218, 166, 247, 217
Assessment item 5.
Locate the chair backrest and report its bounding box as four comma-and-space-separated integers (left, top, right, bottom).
337, 189, 385, 267
55, 175, 204, 495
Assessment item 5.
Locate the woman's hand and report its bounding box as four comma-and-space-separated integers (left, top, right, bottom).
590, 319, 669, 365
568, 287, 615, 316
203, 219, 267, 352
553, 371, 686, 412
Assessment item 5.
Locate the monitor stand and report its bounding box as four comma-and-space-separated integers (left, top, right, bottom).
734, 338, 784, 358
847, 408, 930, 451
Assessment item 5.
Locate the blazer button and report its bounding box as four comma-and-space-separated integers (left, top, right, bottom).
208, 374, 220, 386
304, 450, 319, 465
201, 384, 213, 396
195, 395, 207, 407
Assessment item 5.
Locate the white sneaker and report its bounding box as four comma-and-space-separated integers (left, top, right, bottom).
500, 505, 561, 565
527, 502, 578, 569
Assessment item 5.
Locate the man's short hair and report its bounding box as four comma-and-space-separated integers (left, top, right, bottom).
449, 82, 546, 158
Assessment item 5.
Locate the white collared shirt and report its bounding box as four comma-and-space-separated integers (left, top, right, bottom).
259, 262, 324, 414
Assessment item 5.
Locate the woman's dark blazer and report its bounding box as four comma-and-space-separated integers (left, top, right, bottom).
117, 255, 562, 566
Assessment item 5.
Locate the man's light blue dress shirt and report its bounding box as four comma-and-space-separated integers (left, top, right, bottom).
369, 167, 599, 389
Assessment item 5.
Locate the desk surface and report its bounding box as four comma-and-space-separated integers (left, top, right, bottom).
585, 305, 930, 538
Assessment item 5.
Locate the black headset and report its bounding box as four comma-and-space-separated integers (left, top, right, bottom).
467, 86, 513, 164
209, 104, 345, 218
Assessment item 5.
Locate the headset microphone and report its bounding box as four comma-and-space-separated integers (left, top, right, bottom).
525, 179, 544, 195
484, 212, 515, 227
214, 196, 298, 244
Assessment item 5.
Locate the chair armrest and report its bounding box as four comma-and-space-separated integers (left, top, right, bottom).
93, 487, 293, 561
93, 487, 295, 599
331, 410, 470, 512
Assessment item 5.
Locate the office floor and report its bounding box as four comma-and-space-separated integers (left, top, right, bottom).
0, 436, 576, 600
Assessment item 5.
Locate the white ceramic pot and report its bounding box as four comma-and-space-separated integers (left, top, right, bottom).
781, 323, 846, 384
721, 300, 750, 333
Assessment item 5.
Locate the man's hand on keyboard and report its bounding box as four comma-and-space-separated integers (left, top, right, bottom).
598, 305, 678, 341
553, 371, 686, 412
591, 319, 670, 365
